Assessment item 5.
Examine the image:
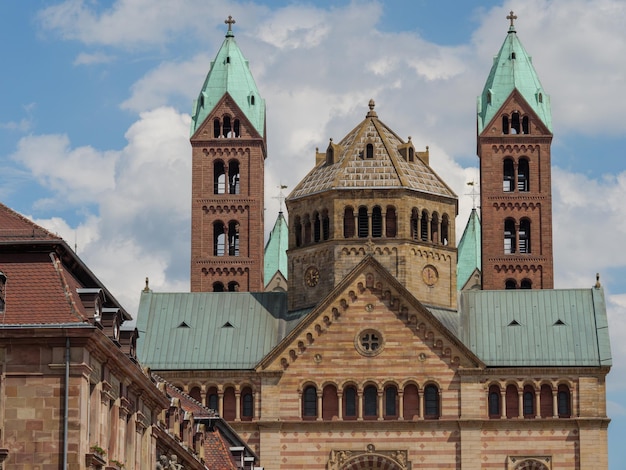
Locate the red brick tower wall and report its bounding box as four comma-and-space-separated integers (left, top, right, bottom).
478, 95, 554, 290
190, 98, 265, 292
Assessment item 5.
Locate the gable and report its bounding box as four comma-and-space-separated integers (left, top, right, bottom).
191, 93, 264, 142
480, 89, 552, 138
258, 256, 482, 376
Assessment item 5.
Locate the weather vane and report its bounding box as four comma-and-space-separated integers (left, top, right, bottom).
274, 184, 288, 212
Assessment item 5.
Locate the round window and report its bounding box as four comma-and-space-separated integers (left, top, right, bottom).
355, 329, 384, 357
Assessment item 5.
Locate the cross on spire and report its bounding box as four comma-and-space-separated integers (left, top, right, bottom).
273, 184, 288, 212
507, 11, 517, 29
465, 180, 480, 210
225, 15, 236, 33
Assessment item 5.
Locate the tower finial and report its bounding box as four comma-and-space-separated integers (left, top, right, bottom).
507, 11, 517, 32
366, 99, 377, 118
225, 15, 236, 36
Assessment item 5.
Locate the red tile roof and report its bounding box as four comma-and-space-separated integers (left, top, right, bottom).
204, 430, 238, 470
0, 252, 88, 324
0, 202, 60, 241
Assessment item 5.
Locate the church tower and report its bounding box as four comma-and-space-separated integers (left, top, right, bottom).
190, 17, 266, 292
477, 12, 554, 290
286, 101, 458, 311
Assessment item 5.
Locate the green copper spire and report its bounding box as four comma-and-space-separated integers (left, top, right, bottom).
477, 12, 552, 133
191, 16, 265, 136
264, 211, 289, 282
457, 208, 481, 290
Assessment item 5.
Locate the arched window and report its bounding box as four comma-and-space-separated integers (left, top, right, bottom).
228, 221, 239, 256
358, 207, 369, 238
503, 158, 514, 192
504, 219, 516, 254
294, 216, 302, 247
223, 387, 236, 421
522, 116, 529, 134
189, 386, 202, 403
519, 218, 531, 253
420, 210, 429, 241
322, 210, 330, 240
441, 214, 449, 245
313, 212, 321, 242
511, 112, 521, 134
384, 385, 398, 419
410, 208, 419, 240
523, 385, 535, 418
233, 119, 241, 137
518, 158, 529, 191
227, 281, 239, 292
557, 384, 571, 418
322, 384, 338, 421
214, 222, 226, 256
343, 386, 357, 420
540, 384, 552, 418
408, 147, 414, 162
403, 384, 419, 420
241, 387, 253, 420
366, 143, 374, 159
228, 160, 240, 194
488, 385, 501, 418
302, 385, 317, 419
343, 207, 355, 238
505, 279, 517, 290
424, 384, 440, 419
207, 387, 218, 410
223, 116, 232, 137
212, 282, 224, 292
502, 115, 510, 134
303, 215, 312, 245
521, 279, 532, 289
385, 206, 397, 238
371, 206, 382, 238
214, 161, 226, 194
430, 212, 439, 243
506, 384, 519, 418
213, 118, 221, 138
326, 147, 334, 165
363, 385, 377, 419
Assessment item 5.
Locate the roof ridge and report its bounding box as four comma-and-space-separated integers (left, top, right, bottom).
0, 202, 61, 241
49, 252, 88, 323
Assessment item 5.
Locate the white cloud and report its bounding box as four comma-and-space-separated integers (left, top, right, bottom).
73, 51, 114, 66
10, 134, 119, 206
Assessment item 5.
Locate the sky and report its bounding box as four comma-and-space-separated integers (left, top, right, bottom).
1, 0, 625, 466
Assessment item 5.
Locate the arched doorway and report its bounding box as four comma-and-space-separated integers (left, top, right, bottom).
328, 445, 409, 470
340, 455, 403, 470
514, 459, 550, 470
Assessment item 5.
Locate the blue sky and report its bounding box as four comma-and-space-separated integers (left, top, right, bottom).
1, 0, 625, 467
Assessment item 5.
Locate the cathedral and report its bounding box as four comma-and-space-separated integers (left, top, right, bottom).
136, 13, 611, 470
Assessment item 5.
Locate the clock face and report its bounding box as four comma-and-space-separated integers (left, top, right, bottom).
422, 265, 439, 286
304, 266, 320, 287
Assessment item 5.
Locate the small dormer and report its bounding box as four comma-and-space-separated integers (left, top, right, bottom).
397, 137, 417, 162
325, 139, 342, 166
76, 288, 104, 326
119, 327, 139, 362
101, 307, 122, 344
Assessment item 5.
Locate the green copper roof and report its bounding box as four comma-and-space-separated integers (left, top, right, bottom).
264, 211, 289, 283
457, 208, 481, 289
460, 288, 611, 367
190, 23, 265, 137
477, 17, 552, 133
136, 291, 308, 369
